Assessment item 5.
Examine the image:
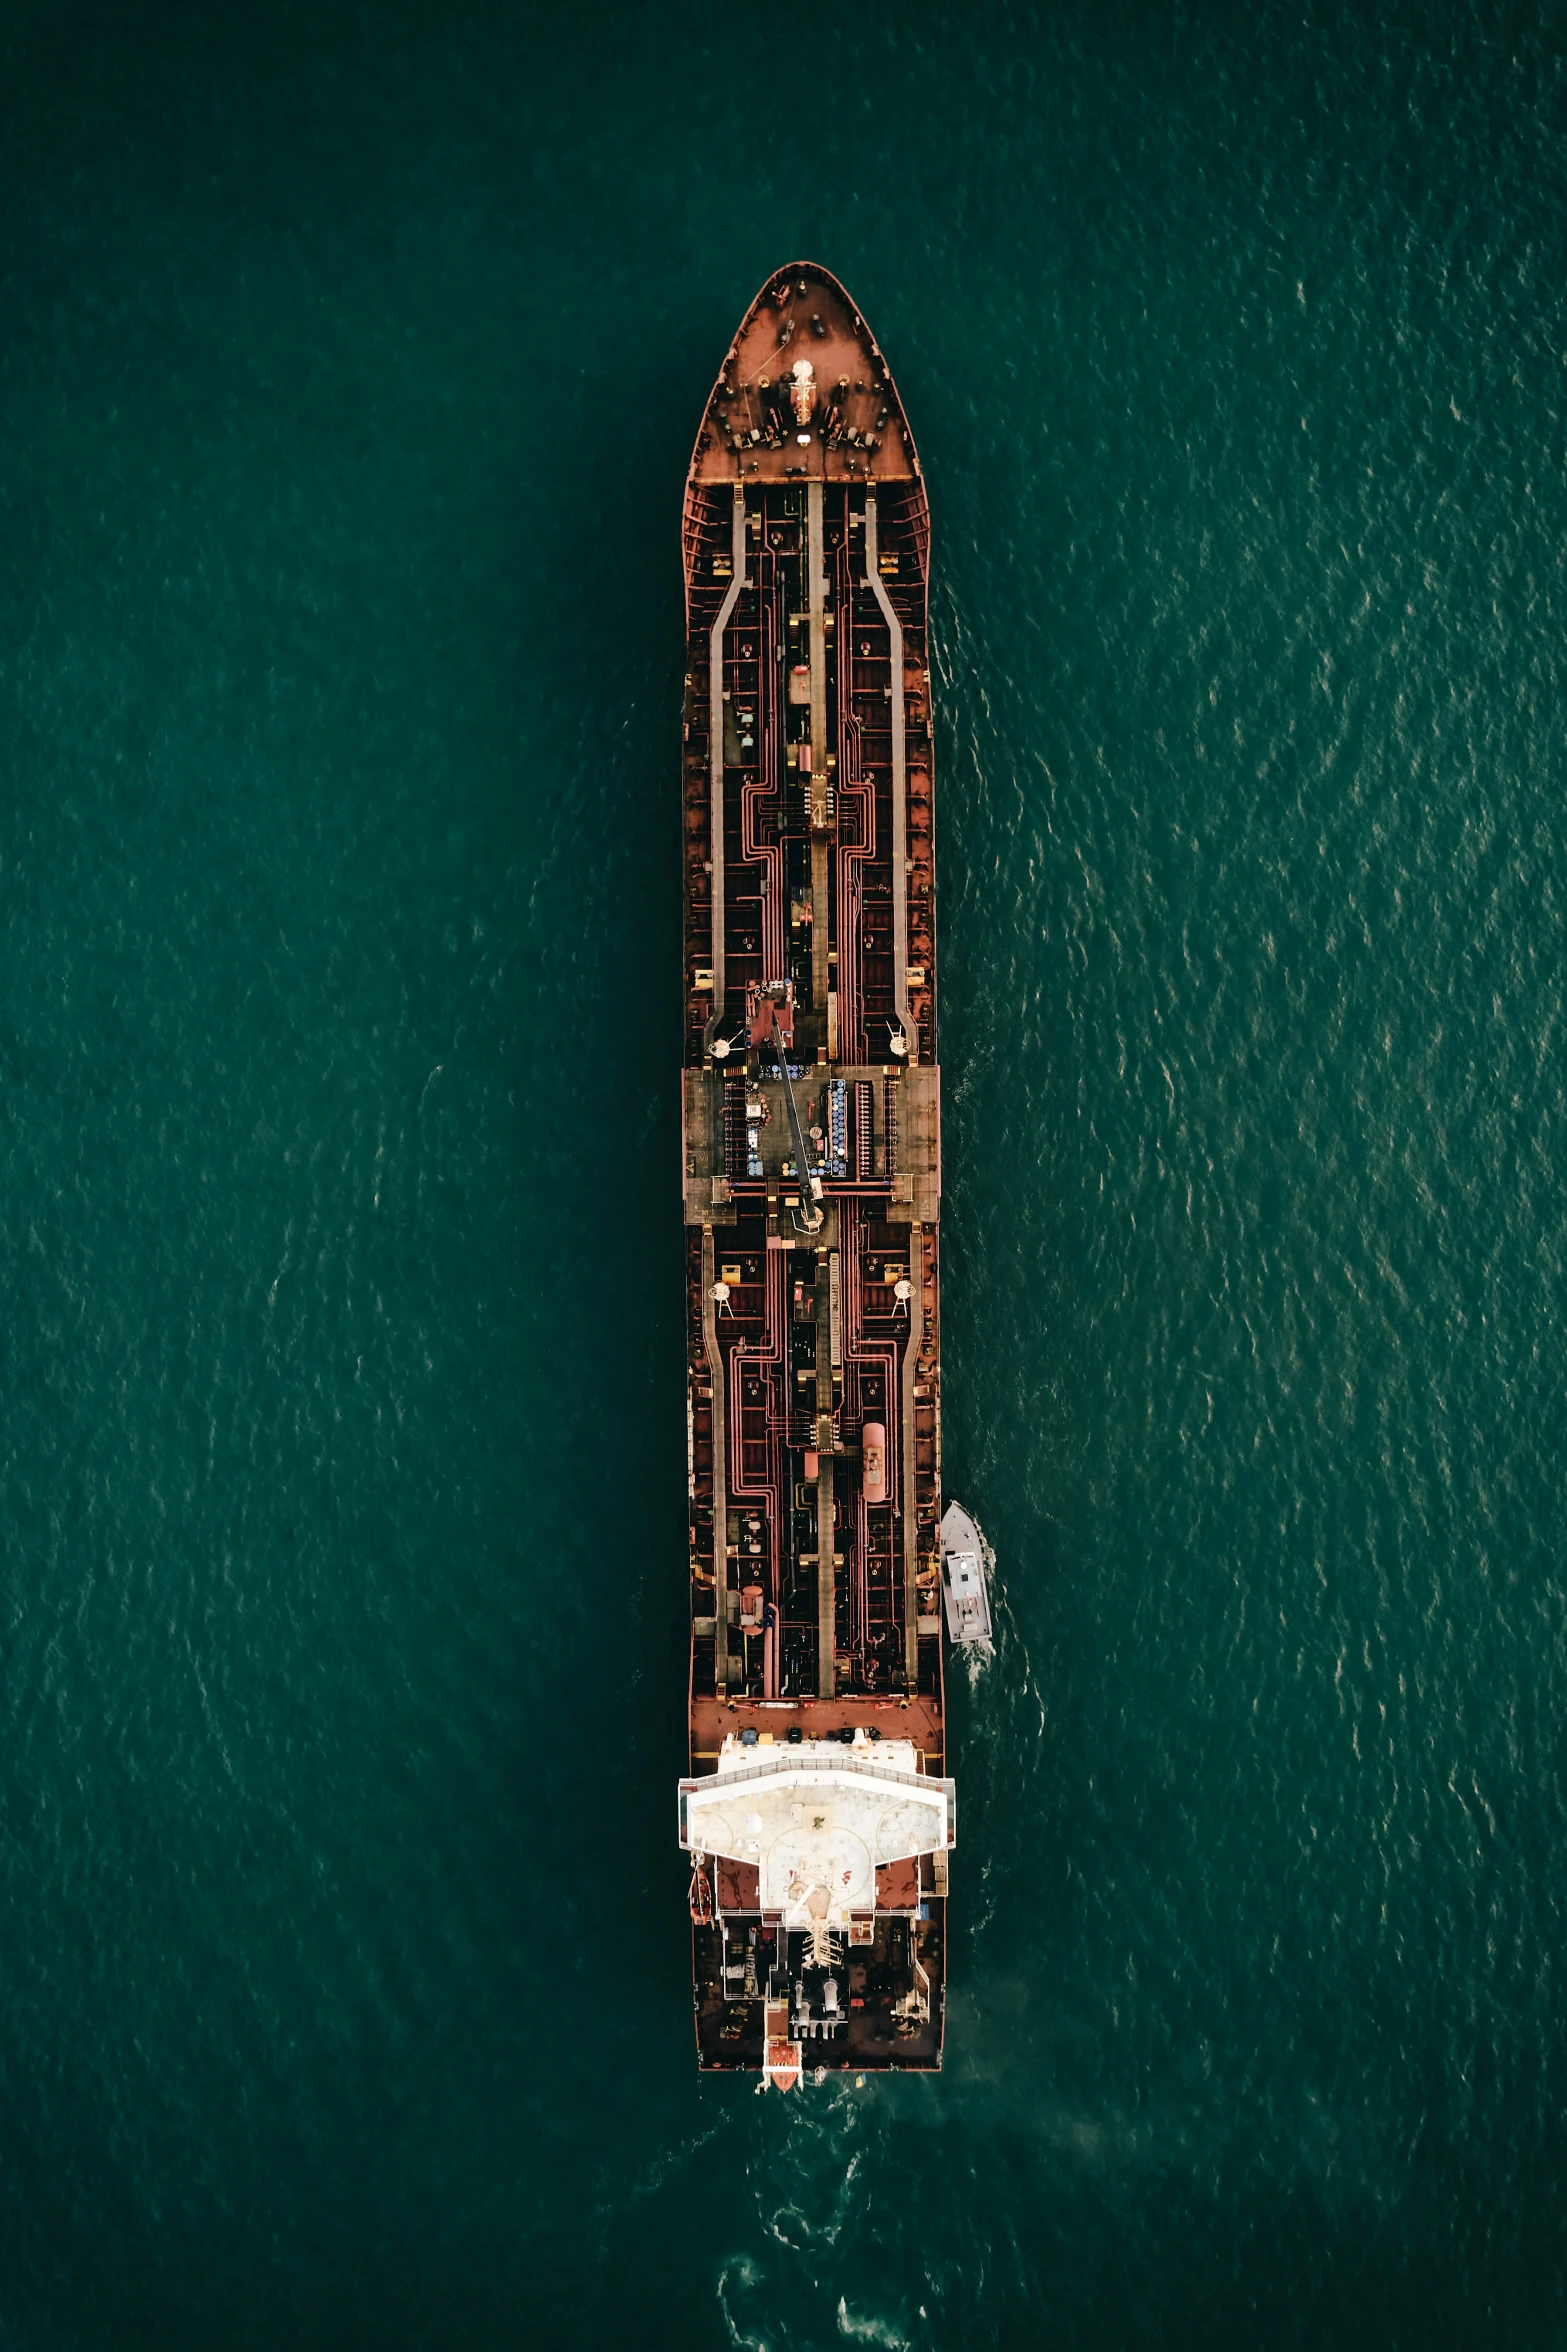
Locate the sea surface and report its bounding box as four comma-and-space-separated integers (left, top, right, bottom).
3, 4, 1567, 2345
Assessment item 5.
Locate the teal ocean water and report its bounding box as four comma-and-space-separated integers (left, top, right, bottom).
5, 4, 1567, 2344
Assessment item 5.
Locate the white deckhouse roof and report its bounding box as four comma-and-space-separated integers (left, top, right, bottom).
679, 1733, 956, 1930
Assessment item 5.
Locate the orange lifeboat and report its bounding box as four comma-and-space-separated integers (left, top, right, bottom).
765, 2038, 802, 2092
763, 1999, 802, 2091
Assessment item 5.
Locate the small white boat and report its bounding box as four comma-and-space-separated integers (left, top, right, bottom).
939, 1501, 993, 1649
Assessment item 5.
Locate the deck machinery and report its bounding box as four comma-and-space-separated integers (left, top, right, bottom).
678, 265, 954, 2085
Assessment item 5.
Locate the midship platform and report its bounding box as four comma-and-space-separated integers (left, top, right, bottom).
677, 265, 953, 2086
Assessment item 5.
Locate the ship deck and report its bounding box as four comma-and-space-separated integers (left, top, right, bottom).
689, 1693, 944, 1770
678, 264, 948, 2078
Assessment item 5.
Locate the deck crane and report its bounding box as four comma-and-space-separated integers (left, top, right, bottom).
746, 980, 823, 1234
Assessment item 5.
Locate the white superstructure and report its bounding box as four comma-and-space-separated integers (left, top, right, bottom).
679, 1732, 955, 1944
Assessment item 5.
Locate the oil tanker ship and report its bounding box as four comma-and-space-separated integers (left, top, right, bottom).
677, 265, 955, 2086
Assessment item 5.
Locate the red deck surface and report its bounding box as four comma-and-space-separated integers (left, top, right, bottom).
690, 1692, 944, 1770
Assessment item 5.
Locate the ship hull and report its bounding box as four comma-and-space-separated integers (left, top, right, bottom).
677, 266, 949, 2078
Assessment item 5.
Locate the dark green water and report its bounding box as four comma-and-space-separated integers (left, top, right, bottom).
5, 4, 1567, 2344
